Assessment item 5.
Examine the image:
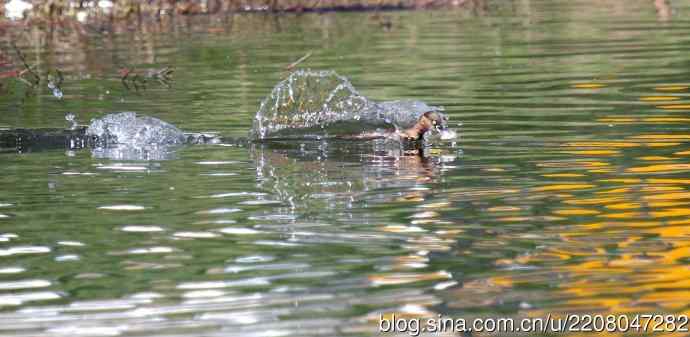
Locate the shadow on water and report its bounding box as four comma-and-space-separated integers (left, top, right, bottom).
251, 140, 456, 210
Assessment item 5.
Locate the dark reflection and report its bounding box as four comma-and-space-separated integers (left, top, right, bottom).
251, 140, 456, 210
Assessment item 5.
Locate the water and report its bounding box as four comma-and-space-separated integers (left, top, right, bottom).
2, 0, 690, 335
251, 69, 443, 140
85, 112, 183, 145
84, 112, 188, 160
82, 71, 451, 160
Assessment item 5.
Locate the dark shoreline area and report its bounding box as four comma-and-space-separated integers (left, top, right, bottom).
1, 0, 470, 23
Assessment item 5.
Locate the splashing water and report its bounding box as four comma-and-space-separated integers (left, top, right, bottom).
85, 112, 187, 160
78, 71, 452, 161
86, 112, 186, 148
48, 81, 63, 100
64, 112, 78, 131
251, 70, 448, 140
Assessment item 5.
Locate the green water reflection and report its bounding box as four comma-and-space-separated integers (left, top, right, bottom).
2, 0, 690, 336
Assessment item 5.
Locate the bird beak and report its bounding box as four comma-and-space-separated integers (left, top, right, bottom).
435, 116, 456, 140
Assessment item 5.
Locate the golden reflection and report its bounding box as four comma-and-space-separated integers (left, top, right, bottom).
657, 104, 690, 110
561, 150, 620, 155
639, 96, 681, 101
597, 211, 644, 219
588, 168, 613, 173
531, 184, 595, 192
562, 141, 638, 147
571, 83, 606, 89
605, 202, 641, 210
632, 134, 690, 140
599, 178, 641, 183
487, 206, 523, 212
637, 155, 672, 160
651, 208, 690, 218
542, 173, 586, 178
595, 187, 631, 194
464, 105, 690, 325
649, 201, 690, 208
655, 85, 689, 91
643, 192, 690, 200
597, 117, 637, 123
626, 163, 690, 173
646, 142, 681, 147
648, 178, 690, 184
645, 117, 690, 122
564, 196, 624, 205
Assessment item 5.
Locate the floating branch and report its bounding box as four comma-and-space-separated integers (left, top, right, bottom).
11, 42, 40, 88
286, 52, 312, 71
120, 66, 174, 92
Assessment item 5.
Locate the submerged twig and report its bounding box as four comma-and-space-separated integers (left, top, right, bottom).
7, 43, 65, 100
148, 66, 174, 88
286, 52, 312, 71
11, 42, 40, 87
120, 66, 173, 92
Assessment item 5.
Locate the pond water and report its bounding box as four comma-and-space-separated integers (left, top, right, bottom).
2, 0, 690, 335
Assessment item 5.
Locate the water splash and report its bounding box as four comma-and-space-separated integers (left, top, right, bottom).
251, 70, 445, 140
64, 112, 78, 131
74, 71, 452, 160
85, 112, 186, 160
86, 112, 186, 147
47, 81, 63, 100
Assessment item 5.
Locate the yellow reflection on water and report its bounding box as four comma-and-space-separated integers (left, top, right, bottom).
645, 117, 690, 122
646, 142, 681, 147
561, 150, 620, 155
627, 163, 690, 173
605, 202, 641, 210
637, 155, 672, 160
572, 83, 607, 89
471, 114, 690, 325
632, 134, 690, 140
655, 85, 689, 91
531, 184, 595, 192
542, 173, 586, 178
562, 141, 639, 148
657, 104, 690, 110
639, 96, 681, 101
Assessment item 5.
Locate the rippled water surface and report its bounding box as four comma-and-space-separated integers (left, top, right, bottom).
2, 0, 690, 335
